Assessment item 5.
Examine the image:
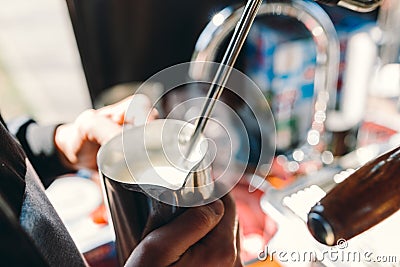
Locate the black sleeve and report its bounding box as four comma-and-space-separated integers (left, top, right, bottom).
6, 117, 73, 188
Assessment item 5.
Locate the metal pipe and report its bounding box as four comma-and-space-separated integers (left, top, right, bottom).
186, 0, 263, 159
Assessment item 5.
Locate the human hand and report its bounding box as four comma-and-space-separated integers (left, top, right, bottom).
125, 194, 243, 267
54, 94, 158, 170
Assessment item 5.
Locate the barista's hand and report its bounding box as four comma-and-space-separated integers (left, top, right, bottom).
125, 195, 243, 267
54, 94, 158, 170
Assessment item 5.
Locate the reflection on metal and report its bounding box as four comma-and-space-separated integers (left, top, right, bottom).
190, 0, 340, 161
186, 0, 263, 163
317, 0, 382, 13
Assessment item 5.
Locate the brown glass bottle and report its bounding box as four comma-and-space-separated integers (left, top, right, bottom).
307, 145, 400, 245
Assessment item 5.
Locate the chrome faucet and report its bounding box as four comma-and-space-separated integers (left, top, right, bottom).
189, 0, 340, 162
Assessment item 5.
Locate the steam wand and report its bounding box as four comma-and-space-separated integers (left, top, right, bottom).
184, 0, 263, 161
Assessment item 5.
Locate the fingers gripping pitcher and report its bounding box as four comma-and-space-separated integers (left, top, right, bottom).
97, 119, 215, 265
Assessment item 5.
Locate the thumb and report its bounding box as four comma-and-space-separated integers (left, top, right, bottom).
125, 200, 224, 267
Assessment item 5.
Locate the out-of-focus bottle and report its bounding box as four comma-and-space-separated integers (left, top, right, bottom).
307, 145, 400, 245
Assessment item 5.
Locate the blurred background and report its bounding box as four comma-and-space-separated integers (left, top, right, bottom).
0, 0, 91, 123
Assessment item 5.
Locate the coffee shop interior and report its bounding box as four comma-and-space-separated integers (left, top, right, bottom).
1, 0, 399, 266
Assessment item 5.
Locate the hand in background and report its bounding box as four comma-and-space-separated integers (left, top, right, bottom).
126, 195, 243, 267
54, 94, 157, 170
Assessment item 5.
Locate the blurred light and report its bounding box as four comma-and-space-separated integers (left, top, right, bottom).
312, 26, 324, 37
333, 173, 346, 184
309, 185, 326, 199
287, 161, 299, 172
293, 149, 305, 162
276, 154, 287, 165
369, 26, 383, 43
315, 100, 327, 111
314, 110, 326, 123
307, 130, 320, 145
333, 169, 355, 184
321, 151, 334, 165
283, 185, 326, 221
212, 13, 225, 26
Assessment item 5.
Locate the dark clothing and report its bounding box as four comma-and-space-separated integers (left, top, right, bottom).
5, 116, 72, 187
0, 114, 87, 266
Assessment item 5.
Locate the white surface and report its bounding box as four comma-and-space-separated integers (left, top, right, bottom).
46, 176, 115, 253
65, 217, 115, 253
46, 176, 102, 223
